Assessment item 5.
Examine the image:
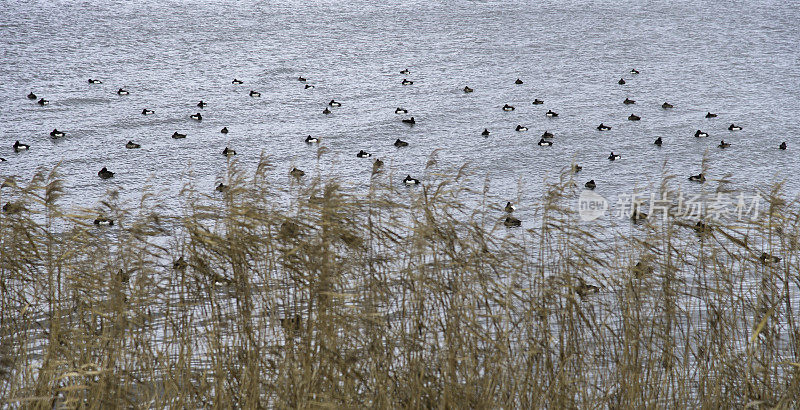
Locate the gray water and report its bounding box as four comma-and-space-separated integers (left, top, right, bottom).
1, 0, 798, 216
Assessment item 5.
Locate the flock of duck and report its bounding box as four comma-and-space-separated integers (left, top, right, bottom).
491, 69, 788, 227
3, 69, 788, 228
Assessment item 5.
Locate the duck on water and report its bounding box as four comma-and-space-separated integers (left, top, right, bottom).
14, 141, 30, 152
403, 175, 420, 185
98, 167, 115, 179
688, 173, 706, 182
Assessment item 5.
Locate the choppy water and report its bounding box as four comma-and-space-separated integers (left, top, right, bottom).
1, 0, 798, 216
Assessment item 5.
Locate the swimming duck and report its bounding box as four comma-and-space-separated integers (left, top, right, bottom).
618, 78, 626, 85
481, 129, 490, 136
538, 138, 552, 146
117, 88, 129, 95
695, 130, 708, 138
221, 127, 228, 134
173, 257, 189, 270
27, 92, 37, 100
572, 164, 582, 173
197, 101, 207, 108
305, 84, 314, 89
93, 217, 113, 226
372, 159, 384, 173
322, 108, 331, 114
574, 279, 600, 297
249, 90, 261, 97
190, 113, 202, 121
0, 157, 5, 162
597, 123, 611, 131
504, 216, 522, 227
88, 79, 102, 84
628, 114, 640, 121
13, 141, 30, 152
694, 221, 708, 234
400, 69, 410, 74
172, 132, 186, 139
662, 102, 673, 109
402, 117, 415, 124
633, 261, 654, 278
394, 139, 409, 147
290, 168, 305, 178
298, 76, 306, 82
215, 183, 228, 192
541, 130, 554, 139
630, 68, 640, 74
705, 112, 717, 118
126, 141, 141, 149
515, 125, 528, 132
608, 152, 621, 161
718, 140, 731, 148
779, 141, 787, 150
505, 202, 516, 213
631, 205, 648, 221
2, 202, 22, 213
546, 110, 558, 117
654, 137, 662, 146
38, 98, 49, 105
623, 98, 635, 105
728, 123, 742, 131
402, 79, 413, 85
585, 180, 596, 190
503, 104, 515, 111
142, 108, 154, 115
395, 107, 408, 114
514, 78, 523, 85
232, 79, 243, 84
50, 129, 64, 138
357, 150, 371, 158
403, 175, 420, 185
222, 147, 236, 156
305, 135, 319, 143
329, 99, 341, 107
98, 167, 115, 179
688, 173, 706, 182
463, 86, 473, 93
759, 252, 781, 264
532, 99, 544, 105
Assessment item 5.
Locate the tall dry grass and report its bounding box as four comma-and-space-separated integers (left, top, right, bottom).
1, 156, 799, 408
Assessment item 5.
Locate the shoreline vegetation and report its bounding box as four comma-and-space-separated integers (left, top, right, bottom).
1, 157, 799, 408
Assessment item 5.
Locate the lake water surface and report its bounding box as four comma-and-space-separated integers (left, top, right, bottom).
1, 0, 798, 218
